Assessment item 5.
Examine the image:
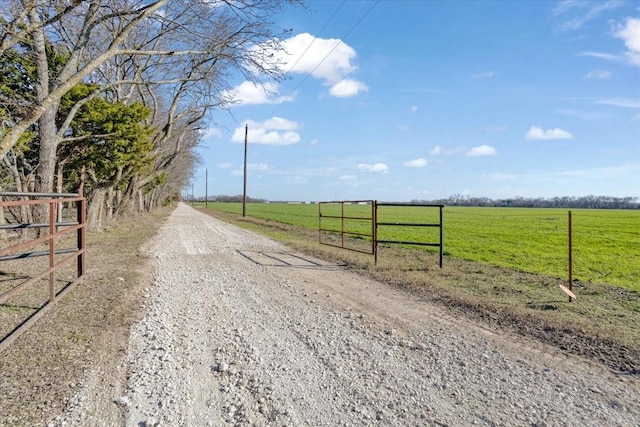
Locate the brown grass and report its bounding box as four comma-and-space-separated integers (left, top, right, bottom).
0, 207, 172, 426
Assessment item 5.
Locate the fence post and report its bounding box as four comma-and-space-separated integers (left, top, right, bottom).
568, 210, 573, 302
49, 199, 56, 302
341, 202, 345, 248
318, 202, 321, 245
77, 197, 86, 277
373, 200, 378, 266
439, 205, 443, 268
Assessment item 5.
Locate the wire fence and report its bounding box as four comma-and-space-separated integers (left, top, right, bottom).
199, 202, 640, 291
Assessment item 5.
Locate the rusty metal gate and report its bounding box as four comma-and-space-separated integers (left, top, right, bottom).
318, 200, 375, 255
318, 200, 444, 267
375, 202, 444, 267
0, 192, 86, 351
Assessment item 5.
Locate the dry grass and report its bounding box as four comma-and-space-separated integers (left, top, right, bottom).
0, 207, 172, 426
200, 208, 639, 375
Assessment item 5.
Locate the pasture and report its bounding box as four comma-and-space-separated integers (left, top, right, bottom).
198, 202, 639, 291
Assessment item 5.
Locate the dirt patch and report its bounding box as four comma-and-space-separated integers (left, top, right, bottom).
0, 208, 171, 427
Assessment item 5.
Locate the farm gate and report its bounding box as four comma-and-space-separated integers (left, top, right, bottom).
0, 192, 86, 351
318, 200, 444, 267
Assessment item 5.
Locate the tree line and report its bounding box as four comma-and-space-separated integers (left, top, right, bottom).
0, 0, 295, 229
412, 195, 640, 209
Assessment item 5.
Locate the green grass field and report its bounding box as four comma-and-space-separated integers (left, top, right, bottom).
197, 202, 640, 291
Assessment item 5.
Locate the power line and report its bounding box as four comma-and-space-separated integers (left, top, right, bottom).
284, 1, 346, 75
271, 0, 380, 116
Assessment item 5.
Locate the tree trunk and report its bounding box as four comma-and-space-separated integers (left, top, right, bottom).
87, 187, 107, 231
30, 8, 60, 229
56, 161, 65, 222
106, 186, 114, 221
137, 189, 144, 214
0, 187, 5, 242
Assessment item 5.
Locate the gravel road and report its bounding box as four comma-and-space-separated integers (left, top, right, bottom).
56, 203, 639, 426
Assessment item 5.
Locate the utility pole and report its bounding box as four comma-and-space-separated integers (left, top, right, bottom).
205, 168, 208, 209
243, 124, 248, 217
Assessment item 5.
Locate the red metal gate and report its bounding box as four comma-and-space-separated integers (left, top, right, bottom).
0, 192, 86, 351
318, 200, 445, 267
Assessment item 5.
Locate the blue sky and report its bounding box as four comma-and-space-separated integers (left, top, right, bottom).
195, 0, 640, 202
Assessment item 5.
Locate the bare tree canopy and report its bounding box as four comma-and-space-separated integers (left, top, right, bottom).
0, 0, 299, 227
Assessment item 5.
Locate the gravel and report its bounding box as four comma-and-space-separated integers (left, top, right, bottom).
54, 203, 639, 426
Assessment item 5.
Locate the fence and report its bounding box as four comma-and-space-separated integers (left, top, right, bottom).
0, 192, 86, 351
375, 203, 444, 267
318, 200, 444, 267
202, 202, 638, 293
318, 200, 375, 255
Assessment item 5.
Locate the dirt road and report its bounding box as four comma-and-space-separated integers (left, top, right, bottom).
56, 203, 639, 426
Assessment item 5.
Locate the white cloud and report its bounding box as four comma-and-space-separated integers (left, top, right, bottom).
358, 163, 389, 173
410, 106, 418, 113
261, 33, 367, 98
262, 116, 299, 130
615, 18, 640, 66
553, 0, 623, 31
525, 126, 574, 140
584, 69, 611, 79
248, 163, 269, 171
472, 71, 495, 79
429, 145, 464, 155
222, 81, 294, 106
339, 175, 358, 181
578, 51, 622, 62
281, 33, 355, 81
231, 117, 301, 145
200, 127, 222, 138
467, 145, 498, 156
556, 109, 608, 120
403, 158, 427, 168
597, 97, 640, 108
328, 79, 368, 97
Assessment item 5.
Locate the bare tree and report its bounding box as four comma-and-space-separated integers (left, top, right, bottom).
1, 0, 296, 228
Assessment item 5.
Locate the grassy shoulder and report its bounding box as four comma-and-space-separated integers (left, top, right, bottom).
198, 207, 639, 375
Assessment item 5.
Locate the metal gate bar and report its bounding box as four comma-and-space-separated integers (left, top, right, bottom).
375, 202, 444, 267
0, 192, 86, 352
318, 200, 375, 255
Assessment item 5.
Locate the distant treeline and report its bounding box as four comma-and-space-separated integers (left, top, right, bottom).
190, 195, 268, 203
189, 194, 640, 209
412, 195, 640, 209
